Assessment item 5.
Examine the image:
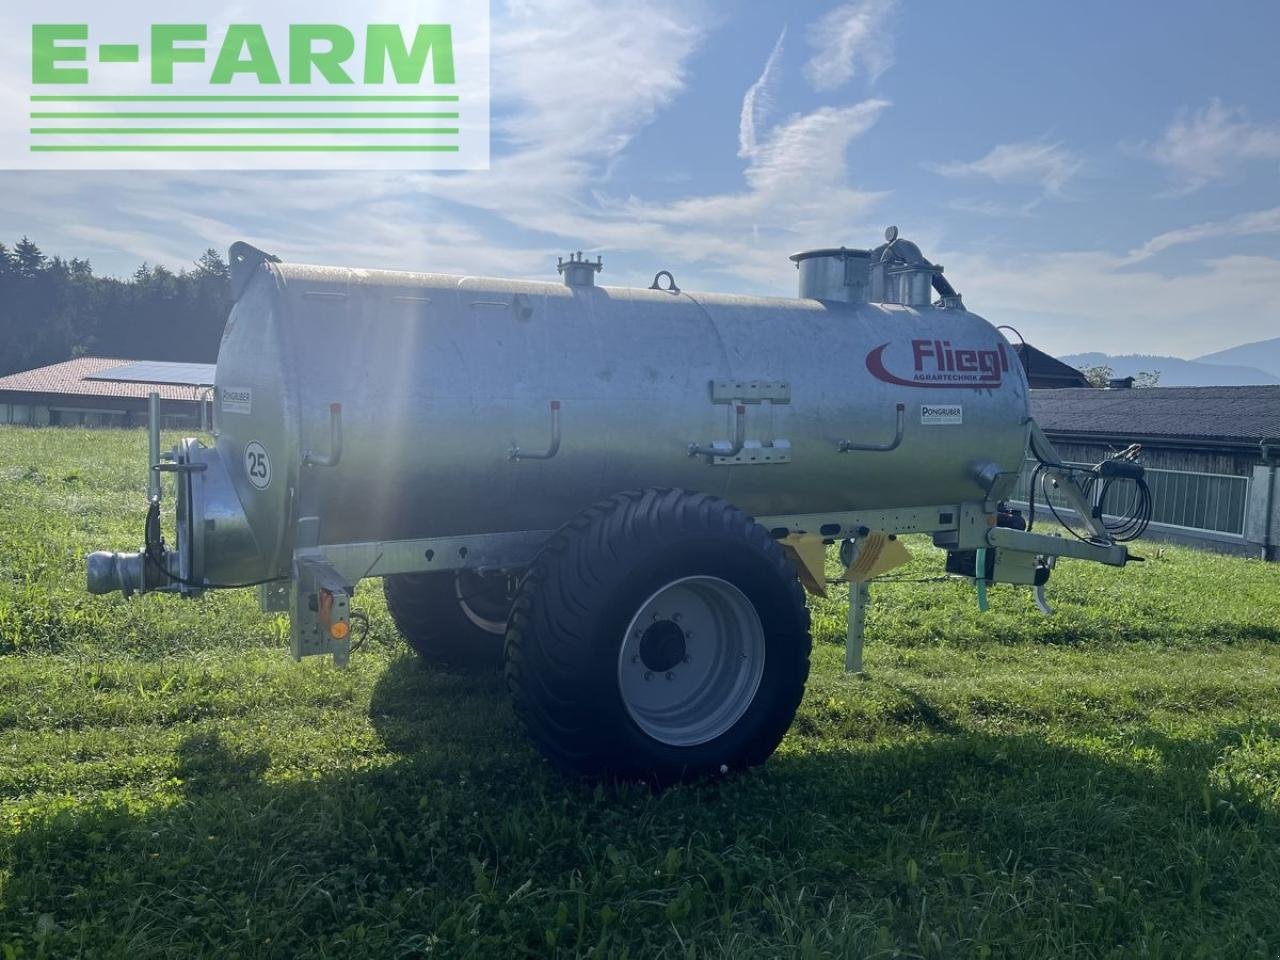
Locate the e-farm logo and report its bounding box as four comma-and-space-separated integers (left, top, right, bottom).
2, 1, 490, 170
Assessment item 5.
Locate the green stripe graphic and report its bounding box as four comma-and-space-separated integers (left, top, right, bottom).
31, 112, 459, 119
31, 128, 460, 135
30, 144, 462, 152
30, 95, 459, 102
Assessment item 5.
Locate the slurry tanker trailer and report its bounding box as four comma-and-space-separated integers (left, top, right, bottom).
86, 228, 1151, 781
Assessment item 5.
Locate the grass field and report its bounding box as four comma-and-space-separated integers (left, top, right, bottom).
0, 425, 1278, 958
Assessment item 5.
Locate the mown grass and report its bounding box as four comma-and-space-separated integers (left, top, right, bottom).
0, 424, 1278, 958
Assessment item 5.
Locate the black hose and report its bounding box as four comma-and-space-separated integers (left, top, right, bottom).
931, 273, 958, 298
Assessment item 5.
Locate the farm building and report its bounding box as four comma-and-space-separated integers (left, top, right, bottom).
1012, 342, 1091, 389
0, 357, 215, 429
1028, 384, 1280, 558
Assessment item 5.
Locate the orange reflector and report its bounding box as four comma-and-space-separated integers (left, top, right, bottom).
329, 620, 350, 640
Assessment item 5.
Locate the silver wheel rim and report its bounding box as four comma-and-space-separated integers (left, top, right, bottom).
454, 572, 509, 636
617, 576, 766, 747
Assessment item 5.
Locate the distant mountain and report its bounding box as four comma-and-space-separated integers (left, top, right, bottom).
1194, 337, 1280, 380
1058, 352, 1280, 387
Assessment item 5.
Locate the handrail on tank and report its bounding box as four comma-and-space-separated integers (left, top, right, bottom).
837, 403, 906, 453
510, 401, 562, 461
303, 404, 344, 468
689, 405, 747, 461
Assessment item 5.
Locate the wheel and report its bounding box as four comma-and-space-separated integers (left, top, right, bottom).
383, 569, 517, 667
504, 488, 811, 782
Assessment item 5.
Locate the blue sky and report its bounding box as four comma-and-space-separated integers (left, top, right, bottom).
1, 0, 1278, 358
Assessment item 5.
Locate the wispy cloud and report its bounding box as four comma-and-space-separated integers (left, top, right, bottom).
804, 0, 896, 92
945, 247, 1280, 357
739, 29, 786, 158
946, 197, 1040, 219
929, 139, 1082, 198
1145, 99, 1280, 193
1124, 205, 1280, 262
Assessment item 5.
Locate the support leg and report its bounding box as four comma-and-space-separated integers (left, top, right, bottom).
845, 581, 869, 674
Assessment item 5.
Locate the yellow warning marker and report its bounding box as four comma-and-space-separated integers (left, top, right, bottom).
842, 531, 912, 583
779, 533, 831, 598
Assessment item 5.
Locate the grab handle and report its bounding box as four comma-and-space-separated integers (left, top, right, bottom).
689, 405, 746, 461
510, 401, 562, 461
837, 403, 905, 453
303, 403, 343, 468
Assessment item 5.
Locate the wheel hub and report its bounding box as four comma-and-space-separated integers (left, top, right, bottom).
617, 576, 766, 747
638, 619, 687, 673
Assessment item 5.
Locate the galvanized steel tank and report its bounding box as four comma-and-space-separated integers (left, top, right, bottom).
208, 230, 1029, 584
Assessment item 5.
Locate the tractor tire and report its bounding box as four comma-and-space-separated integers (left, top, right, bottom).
504, 488, 811, 782
384, 569, 516, 667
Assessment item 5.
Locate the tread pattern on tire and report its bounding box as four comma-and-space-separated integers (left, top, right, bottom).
504, 488, 811, 781
384, 571, 504, 668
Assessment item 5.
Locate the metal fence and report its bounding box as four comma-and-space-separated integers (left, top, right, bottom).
1011, 460, 1250, 538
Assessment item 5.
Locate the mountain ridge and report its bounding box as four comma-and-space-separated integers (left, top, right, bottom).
1058, 351, 1280, 387
1194, 337, 1280, 379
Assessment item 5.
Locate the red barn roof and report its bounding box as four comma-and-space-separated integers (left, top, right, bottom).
0, 358, 212, 402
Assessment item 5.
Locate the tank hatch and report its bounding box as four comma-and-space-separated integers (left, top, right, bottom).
791, 227, 962, 309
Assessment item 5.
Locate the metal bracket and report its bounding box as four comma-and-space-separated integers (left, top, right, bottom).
291, 554, 351, 666
710, 379, 791, 404
229, 241, 281, 302
649, 270, 680, 293
693, 378, 792, 464
838, 403, 905, 453
510, 400, 562, 461
260, 580, 290, 613
714, 440, 791, 465
986, 526, 1128, 567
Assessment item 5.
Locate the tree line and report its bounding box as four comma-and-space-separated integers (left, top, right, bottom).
0, 238, 232, 378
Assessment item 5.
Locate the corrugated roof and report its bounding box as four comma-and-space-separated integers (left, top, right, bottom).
1032, 385, 1280, 445
0, 358, 210, 401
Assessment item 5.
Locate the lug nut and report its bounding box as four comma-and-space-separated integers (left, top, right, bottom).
644, 671, 653, 681
665, 671, 675, 681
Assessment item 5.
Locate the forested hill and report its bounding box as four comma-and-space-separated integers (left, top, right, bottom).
0, 238, 232, 378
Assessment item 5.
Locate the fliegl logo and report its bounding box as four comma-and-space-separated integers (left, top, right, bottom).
4, 2, 490, 170
866, 338, 1011, 389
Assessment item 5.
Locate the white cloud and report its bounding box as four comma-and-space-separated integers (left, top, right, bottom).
616, 100, 891, 284
946, 197, 1039, 219
930, 140, 1082, 198
804, 0, 896, 92
1147, 99, 1280, 193
1124, 205, 1280, 263
739, 29, 786, 158
1, 0, 895, 294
